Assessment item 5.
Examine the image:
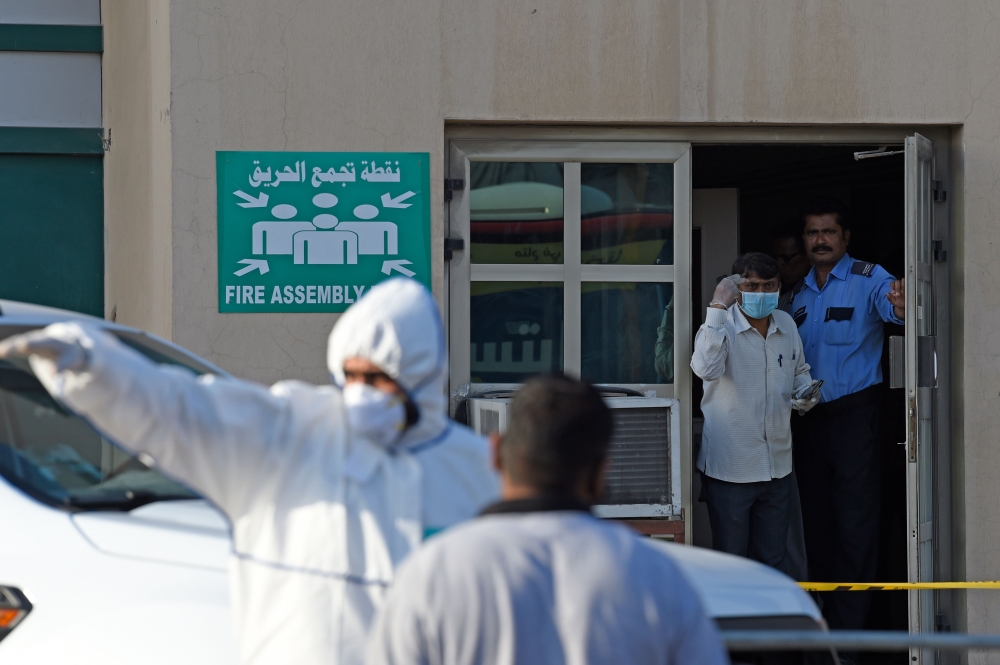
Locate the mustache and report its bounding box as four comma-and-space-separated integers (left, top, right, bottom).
811, 244, 833, 253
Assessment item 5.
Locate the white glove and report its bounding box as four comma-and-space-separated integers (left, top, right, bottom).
709, 274, 745, 309
791, 380, 822, 415
791, 394, 819, 415
0, 329, 89, 372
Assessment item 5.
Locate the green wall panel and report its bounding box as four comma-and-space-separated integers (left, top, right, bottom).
0, 25, 102, 53
0, 154, 103, 315
0, 127, 104, 155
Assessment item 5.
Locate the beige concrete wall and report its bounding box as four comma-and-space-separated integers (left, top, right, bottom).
102, 0, 173, 338
169, 0, 445, 384
167, 0, 975, 384
164, 0, 1000, 641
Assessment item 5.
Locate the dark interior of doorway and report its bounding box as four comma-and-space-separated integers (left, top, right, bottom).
691, 144, 908, 643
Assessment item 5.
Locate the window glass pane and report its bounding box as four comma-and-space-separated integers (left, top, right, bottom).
0, 358, 197, 511
581, 163, 673, 266
581, 282, 672, 384
470, 162, 564, 264
470, 281, 563, 382
0, 325, 206, 512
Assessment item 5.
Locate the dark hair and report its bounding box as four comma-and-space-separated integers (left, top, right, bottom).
500, 374, 613, 494
771, 218, 805, 250
799, 196, 851, 232
731, 252, 780, 281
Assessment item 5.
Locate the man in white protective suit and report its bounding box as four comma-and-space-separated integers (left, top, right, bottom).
0, 278, 499, 665
366, 374, 728, 665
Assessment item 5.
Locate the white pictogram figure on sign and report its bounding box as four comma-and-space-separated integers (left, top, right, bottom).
293, 231, 359, 265
253, 221, 316, 255
271, 204, 297, 219
335, 222, 398, 255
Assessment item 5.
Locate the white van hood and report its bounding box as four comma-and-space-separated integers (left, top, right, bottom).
71, 499, 231, 571
654, 541, 822, 621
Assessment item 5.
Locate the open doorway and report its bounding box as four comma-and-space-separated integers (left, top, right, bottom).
690, 144, 908, 635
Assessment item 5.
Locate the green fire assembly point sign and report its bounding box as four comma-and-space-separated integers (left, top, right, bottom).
217, 151, 430, 312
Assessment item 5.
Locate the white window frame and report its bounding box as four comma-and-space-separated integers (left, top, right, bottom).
447, 140, 691, 393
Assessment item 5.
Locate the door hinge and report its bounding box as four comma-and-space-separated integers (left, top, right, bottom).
933, 179, 947, 202
933, 239, 947, 262
444, 237, 464, 260
444, 179, 464, 201
919, 520, 934, 543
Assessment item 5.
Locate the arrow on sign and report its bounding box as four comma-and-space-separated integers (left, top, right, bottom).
381, 260, 416, 277
234, 259, 270, 276
381, 191, 416, 209
234, 190, 269, 208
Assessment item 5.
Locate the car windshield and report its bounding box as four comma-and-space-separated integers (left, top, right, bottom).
0, 324, 211, 511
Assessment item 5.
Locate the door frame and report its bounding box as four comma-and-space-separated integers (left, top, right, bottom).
444, 123, 954, 571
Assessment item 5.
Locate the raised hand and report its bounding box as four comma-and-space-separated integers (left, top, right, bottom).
709, 274, 746, 309
887, 278, 905, 318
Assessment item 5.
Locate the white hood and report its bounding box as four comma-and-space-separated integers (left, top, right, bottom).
328, 278, 448, 448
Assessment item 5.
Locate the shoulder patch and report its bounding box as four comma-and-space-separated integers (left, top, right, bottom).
851, 261, 876, 277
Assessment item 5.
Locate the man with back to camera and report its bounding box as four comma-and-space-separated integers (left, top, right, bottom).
365, 374, 728, 665
691, 253, 820, 573
0, 278, 499, 665
790, 196, 905, 634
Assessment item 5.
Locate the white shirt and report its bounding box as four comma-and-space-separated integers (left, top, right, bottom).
365, 505, 729, 665
691, 305, 812, 483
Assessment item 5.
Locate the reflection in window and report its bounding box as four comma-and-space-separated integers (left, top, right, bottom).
470, 282, 563, 382
581, 163, 673, 266
0, 358, 197, 508
581, 282, 672, 384
469, 162, 564, 264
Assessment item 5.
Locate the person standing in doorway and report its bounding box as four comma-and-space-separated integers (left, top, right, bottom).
790, 197, 905, 635
691, 252, 819, 572
770, 219, 815, 584
772, 218, 813, 313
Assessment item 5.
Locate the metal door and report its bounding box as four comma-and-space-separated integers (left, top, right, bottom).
904, 133, 937, 661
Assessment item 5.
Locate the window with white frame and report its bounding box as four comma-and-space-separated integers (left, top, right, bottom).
447, 141, 692, 399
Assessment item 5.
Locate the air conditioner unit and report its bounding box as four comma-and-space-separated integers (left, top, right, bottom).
467, 395, 681, 519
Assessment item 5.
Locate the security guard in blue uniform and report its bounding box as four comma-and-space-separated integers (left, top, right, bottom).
790, 197, 905, 634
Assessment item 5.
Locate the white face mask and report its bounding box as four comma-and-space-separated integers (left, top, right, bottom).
342, 382, 407, 448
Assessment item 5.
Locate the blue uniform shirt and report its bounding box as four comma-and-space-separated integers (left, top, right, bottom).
790, 253, 903, 403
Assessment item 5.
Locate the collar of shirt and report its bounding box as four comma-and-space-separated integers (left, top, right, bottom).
478, 495, 592, 517
804, 252, 853, 292
731, 304, 791, 337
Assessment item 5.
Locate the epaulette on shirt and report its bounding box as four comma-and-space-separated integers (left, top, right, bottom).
850, 261, 876, 277
792, 278, 806, 295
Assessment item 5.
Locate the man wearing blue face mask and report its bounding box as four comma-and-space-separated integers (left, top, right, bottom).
691, 253, 820, 571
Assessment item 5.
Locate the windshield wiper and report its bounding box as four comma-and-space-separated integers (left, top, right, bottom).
64, 490, 194, 512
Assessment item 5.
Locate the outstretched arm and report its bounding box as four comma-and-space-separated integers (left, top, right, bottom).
0, 322, 297, 516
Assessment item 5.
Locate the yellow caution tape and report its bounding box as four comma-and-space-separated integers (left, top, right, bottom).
800, 581, 1000, 591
